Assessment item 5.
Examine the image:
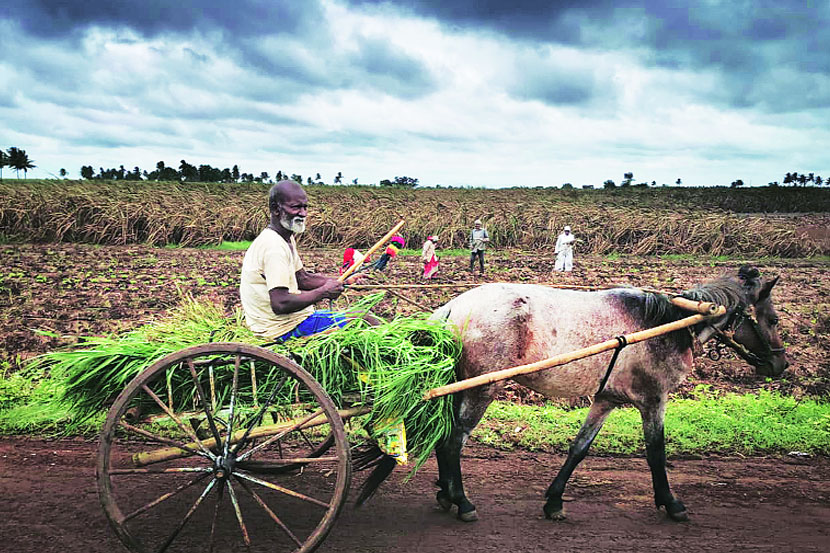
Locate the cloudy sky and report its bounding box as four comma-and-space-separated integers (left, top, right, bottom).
1, 0, 828, 187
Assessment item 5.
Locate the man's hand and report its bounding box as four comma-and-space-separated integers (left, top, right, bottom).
319, 278, 345, 300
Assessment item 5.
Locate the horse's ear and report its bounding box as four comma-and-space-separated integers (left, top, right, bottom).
738, 265, 760, 283
758, 275, 780, 301
738, 265, 762, 302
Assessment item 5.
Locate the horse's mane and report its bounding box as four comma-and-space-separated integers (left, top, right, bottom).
638, 271, 751, 327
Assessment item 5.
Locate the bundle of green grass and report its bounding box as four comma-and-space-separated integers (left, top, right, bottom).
30, 293, 461, 470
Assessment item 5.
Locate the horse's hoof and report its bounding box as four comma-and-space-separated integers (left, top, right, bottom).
436, 494, 452, 512
663, 500, 689, 522
544, 506, 566, 521
667, 508, 689, 522
458, 509, 478, 522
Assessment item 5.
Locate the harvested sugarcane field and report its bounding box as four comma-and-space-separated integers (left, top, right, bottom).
1, 181, 829, 553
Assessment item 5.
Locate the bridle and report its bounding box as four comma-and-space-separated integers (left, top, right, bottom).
706, 305, 784, 367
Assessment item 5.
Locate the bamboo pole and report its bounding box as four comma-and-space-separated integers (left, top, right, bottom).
423, 306, 726, 400
338, 220, 405, 282
131, 406, 371, 466
348, 284, 478, 289
383, 287, 431, 311
668, 297, 721, 316
349, 284, 715, 315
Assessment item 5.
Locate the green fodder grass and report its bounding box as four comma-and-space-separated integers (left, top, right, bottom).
474, 388, 830, 456
2, 180, 828, 256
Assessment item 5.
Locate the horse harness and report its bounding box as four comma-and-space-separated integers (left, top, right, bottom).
706, 305, 784, 367
595, 303, 782, 396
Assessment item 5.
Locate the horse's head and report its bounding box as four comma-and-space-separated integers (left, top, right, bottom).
727, 266, 789, 377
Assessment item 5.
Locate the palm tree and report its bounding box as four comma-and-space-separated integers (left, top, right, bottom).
7, 147, 35, 178
0, 149, 6, 180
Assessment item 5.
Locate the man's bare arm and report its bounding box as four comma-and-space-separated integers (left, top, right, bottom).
268, 278, 343, 315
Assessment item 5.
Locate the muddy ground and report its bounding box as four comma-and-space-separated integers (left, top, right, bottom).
1, 438, 828, 553
2, 243, 828, 397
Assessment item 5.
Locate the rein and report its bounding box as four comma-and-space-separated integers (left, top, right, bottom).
708, 307, 782, 367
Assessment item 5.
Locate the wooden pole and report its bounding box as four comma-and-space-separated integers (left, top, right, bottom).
423, 306, 726, 400
338, 219, 405, 282
348, 283, 479, 289
349, 284, 716, 315
668, 297, 721, 316
383, 287, 431, 311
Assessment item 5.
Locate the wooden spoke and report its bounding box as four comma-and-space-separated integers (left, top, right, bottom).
226, 480, 251, 546
118, 420, 200, 456
208, 480, 226, 553
296, 427, 323, 450
222, 355, 242, 459
141, 384, 216, 461
122, 473, 210, 522
156, 477, 217, 553
229, 373, 289, 456
109, 467, 211, 475
249, 360, 258, 407
233, 471, 329, 509
186, 358, 224, 445
235, 475, 303, 547
208, 362, 216, 408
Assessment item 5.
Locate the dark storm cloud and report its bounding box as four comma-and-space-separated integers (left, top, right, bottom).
0, 0, 319, 38
349, 0, 595, 42
351, 0, 830, 112
1, 0, 435, 101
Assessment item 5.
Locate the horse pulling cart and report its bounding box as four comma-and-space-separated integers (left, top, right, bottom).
96, 289, 747, 553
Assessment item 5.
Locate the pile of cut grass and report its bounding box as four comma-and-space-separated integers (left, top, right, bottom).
21, 292, 461, 470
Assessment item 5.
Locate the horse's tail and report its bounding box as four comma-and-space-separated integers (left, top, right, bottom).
352, 442, 398, 506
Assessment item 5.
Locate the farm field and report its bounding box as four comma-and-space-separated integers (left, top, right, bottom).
2, 242, 828, 398
1, 240, 829, 553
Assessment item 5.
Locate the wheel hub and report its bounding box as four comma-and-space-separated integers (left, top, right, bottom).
214, 455, 236, 479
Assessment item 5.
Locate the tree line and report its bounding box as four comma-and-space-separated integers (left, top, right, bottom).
78, 161, 419, 187
1, 147, 825, 189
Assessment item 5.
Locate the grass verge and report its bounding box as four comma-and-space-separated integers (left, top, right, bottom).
474, 388, 830, 456
2, 369, 828, 457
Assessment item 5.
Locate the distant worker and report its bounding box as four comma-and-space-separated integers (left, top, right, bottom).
554, 225, 576, 272
365, 235, 405, 271
421, 235, 440, 279
469, 219, 489, 275
240, 180, 363, 342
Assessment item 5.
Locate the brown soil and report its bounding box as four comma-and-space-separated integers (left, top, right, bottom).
1, 437, 828, 553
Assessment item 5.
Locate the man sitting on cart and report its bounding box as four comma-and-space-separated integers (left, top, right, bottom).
240, 179, 363, 342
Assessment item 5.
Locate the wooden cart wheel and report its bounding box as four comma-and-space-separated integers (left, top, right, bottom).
97, 343, 351, 553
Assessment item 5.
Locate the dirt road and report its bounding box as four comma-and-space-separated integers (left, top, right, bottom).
1, 438, 828, 553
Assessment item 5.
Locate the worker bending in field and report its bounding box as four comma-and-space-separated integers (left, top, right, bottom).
240, 180, 363, 342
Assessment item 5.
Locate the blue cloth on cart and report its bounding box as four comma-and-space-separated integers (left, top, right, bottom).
276, 310, 348, 342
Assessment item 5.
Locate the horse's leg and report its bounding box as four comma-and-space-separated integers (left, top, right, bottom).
640, 401, 688, 521
543, 398, 616, 520
435, 387, 493, 522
